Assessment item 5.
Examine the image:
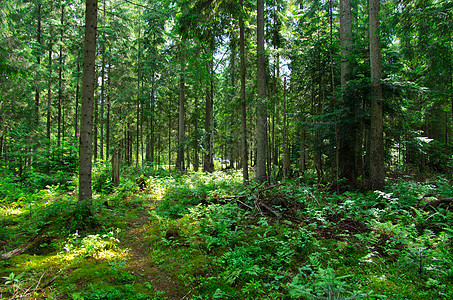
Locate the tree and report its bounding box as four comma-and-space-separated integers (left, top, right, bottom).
369, 0, 384, 189
176, 42, 186, 171
239, 0, 249, 184
339, 0, 357, 187
256, 0, 267, 182
79, 0, 98, 205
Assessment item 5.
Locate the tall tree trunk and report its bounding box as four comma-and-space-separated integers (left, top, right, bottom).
168, 105, 172, 170
35, 3, 42, 126
177, 42, 186, 171
136, 23, 141, 168
99, 59, 105, 160
330, 0, 339, 192
57, 4, 64, 147
146, 72, 155, 163
315, 81, 325, 183
369, 0, 384, 190
79, 0, 98, 204
93, 81, 98, 161
203, 48, 214, 173
47, 43, 52, 143
75, 51, 80, 141
240, 0, 249, 184
256, 0, 267, 182
283, 78, 289, 178
106, 64, 111, 160
99, 1, 106, 160
340, 0, 352, 87
339, 0, 356, 187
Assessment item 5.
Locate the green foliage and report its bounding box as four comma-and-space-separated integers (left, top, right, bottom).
71, 284, 149, 300
0, 172, 24, 202
63, 231, 119, 258
156, 171, 242, 218
288, 267, 371, 299
2, 172, 453, 299
92, 161, 114, 194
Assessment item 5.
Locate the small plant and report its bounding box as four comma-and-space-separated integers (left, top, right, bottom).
63, 230, 119, 257
1, 272, 25, 298
288, 267, 372, 300
109, 261, 134, 283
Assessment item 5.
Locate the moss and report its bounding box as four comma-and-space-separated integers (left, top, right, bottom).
66, 262, 115, 286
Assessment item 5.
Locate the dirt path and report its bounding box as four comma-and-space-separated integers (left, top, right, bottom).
122, 210, 191, 299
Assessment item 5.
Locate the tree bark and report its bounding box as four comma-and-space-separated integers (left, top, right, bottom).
256, 0, 267, 182
340, 0, 352, 87
75, 51, 80, 141
47, 42, 52, 143
57, 4, 64, 147
339, 0, 356, 187
112, 147, 121, 187
176, 42, 186, 171
106, 64, 111, 159
79, 0, 98, 204
99, 1, 106, 160
35, 3, 42, 126
369, 0, 384, 190
283, 78, 289, 178
203, 48, 214, 173
240, 0, 249, 184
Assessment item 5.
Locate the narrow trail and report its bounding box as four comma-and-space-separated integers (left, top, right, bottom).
121, 209, 190, 300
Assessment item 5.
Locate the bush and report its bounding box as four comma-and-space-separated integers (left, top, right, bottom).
92, 162, 114, 194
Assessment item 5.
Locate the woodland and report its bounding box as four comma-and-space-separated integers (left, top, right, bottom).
1, 0, 453, 299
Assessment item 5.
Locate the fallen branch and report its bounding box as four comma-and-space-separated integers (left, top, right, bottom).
39, 273, 60, 290
258, 183, 286, 196
423, 197, 453, 209
236, 199, 254, 211
258, 202, 279, 218
0, 236, 39, 261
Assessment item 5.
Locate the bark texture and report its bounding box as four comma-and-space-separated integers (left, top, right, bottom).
79, 0, 98, 204
240, 0, 249, 184
369, 0, 384, 189
256, 0, 267, 182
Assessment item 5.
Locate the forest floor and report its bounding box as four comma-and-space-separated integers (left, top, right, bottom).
1, 169, 453, 299
120, 203, 188, 299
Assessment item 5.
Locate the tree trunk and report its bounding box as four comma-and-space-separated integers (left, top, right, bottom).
75, 51, 80, 141
99, 3, 106, 160
340, 0, 352, 87
168, 107, 172, 170
330, 0, 339, 192
203, 48, 214, 173
256, 0, 267, 182
93, 82, 98, 161
283, 78, 289, 178
176, 42, 186, 171
106, 63, 111, 160
112, 147, 121, 187
35, 3, 42, 126
369, 0, 384, 190
339, 0, 356, 187
146, 72, 155, 163
57, 4, 64, 147
47, 43, 52, 143
78, 0, 98, 204
240, 0, 249, 184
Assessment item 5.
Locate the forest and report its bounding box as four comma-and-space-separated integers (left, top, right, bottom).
1, 0, 453, 299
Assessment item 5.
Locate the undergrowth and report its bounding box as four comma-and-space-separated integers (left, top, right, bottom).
1, 167, 452, 299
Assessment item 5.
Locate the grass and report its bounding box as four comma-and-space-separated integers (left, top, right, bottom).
1, 168, 453, 299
